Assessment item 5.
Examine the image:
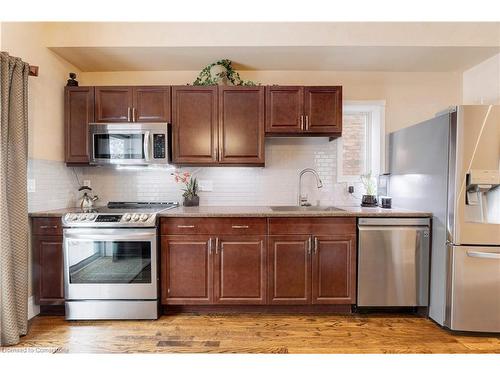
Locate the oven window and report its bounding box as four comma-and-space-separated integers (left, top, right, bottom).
94, 134, 145, 159
68, 241, 151, 284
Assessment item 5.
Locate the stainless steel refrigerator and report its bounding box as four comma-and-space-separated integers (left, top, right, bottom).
388, 105, 500, 333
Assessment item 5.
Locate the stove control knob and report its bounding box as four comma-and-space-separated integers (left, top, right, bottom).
140, 214, 149, 221
88, 214, 96, 220
79, 214, 87, 221
123, 213, 132, 222
70, 214, 78, 221
132, 214, 140, 221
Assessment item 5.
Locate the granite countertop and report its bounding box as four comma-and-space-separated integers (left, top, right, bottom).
29, 206, 431, 218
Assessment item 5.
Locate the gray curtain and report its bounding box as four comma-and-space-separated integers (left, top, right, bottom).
0, 51, 29, 346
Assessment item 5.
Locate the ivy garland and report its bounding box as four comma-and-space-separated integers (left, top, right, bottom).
192, 59, 258, 86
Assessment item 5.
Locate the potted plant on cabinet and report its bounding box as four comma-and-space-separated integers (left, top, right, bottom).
174, 171, 200, 206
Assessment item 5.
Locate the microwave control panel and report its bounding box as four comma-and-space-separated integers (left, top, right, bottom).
153, 134, 166, 159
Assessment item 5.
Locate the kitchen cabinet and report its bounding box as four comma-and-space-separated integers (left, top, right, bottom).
312, 235, 356, 304
268, 217, 356, 305
265, 86, 342, 136
160, 218, 267, 305
268, 235, 311, 304
172, 86, 265, 166
218, 86, 265, 165
95, 86, 133, 122
171, 86, 218, 164
95, 86, 171, 123
214, 236, 266, 304
64, 86, 94, 164
32, 218, 64, 305
161, 235, 213, 304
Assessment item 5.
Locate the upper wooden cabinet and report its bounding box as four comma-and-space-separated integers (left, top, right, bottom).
171, 86, 218, 164
94, 86, 171, 123
219, 86, 265, 165
265, 86, 342, 136
64, 86, 94, 164
172, 86, 265, 166
95, 86, 133, 122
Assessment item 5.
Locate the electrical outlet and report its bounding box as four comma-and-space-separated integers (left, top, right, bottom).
83, 180, 91, 188
348, 185, 354, 194
27, 178, 36, 193
198, 180, 213, 192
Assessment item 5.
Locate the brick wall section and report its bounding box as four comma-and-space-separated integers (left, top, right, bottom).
342, 114, 366, 176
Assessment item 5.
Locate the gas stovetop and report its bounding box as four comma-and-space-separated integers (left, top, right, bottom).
62, 201, 179, 228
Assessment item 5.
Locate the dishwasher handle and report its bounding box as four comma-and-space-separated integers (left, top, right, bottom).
358, 217, 430, 226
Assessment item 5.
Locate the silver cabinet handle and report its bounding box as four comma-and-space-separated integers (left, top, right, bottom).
307, 237, 312, 255
40, 225, 58, 229
127, 107, 131, 122
231, 225, 249, 229
219, 147, 223, 161
215, 238, 219, 255
213, 146, 218, 161
132, 107, 136, 122
208, 238, 212, 255
314, 237, 318, 254
467, 250, 500, 260
177, 225, 195, 228
305, 115, 309, 130
300, 115, 304, 130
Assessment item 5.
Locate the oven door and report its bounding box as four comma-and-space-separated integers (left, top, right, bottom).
63, 228, 157, 300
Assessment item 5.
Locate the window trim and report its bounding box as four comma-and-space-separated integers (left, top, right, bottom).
337, 100, 386, 183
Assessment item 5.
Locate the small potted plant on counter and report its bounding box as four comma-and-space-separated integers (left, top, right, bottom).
174, 171, 200, 207
360, 172, 378, 207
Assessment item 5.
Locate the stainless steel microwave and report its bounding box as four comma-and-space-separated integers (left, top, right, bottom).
89, 123, 169, 165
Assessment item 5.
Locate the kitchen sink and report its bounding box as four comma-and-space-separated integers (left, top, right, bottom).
269, 206, 345, 212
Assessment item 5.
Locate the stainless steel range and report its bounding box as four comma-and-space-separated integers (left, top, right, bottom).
62, 201, 178, 320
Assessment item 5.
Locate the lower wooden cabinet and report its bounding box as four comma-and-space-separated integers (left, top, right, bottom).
268, 235, 311, 304
33, 236, 64, 305
160, 217, 356, 306
214, 236, 266, 304
161, 235, 213, 304
312, 235, 356, 304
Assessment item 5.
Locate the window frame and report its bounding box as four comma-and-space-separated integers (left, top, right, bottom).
337, 100, 386, 183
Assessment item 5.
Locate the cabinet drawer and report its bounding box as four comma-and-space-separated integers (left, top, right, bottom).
268, 217, 355, 236
32, 218, 63, 236
161, 217, 267, 235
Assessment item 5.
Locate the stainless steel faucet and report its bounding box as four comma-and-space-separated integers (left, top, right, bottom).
298, 168, 323, 206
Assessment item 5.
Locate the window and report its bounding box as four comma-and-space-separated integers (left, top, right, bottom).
337, 101, 385, 182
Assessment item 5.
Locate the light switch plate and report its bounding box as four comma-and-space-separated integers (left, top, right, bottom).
27, 178, 36, 193
198, 180, 213, 192
83, 180, 91, 188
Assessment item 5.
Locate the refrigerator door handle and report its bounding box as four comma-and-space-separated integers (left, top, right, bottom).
467, 250, 500, 260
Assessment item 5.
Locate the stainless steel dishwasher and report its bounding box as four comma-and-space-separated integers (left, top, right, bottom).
357, 217, 431, 307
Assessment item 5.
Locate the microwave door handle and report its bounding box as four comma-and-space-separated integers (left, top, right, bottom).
143, 131, 151, 161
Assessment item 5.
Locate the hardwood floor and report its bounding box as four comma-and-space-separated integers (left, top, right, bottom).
12, 313, 500, 353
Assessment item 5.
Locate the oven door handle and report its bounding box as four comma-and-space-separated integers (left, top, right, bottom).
64, 232, 155, 241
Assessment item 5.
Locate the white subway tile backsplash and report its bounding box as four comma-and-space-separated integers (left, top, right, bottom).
28, 138, 362, 211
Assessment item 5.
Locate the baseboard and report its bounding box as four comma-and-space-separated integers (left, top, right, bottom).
28, 296, 40, 320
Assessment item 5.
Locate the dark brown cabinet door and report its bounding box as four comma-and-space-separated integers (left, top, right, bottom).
312, 235, 356, 304
33, 236, 64, 305
172, 86, 218, 164
64, 86, 94, 164
218, 86, 265, 165
133, 86, 171, 123
304, 86, 342, 134
265, 86, 304, 133
161, 235, 213, 304
214, 236, 266, 304
95, 86, 133, 122
268, 235, 311, 305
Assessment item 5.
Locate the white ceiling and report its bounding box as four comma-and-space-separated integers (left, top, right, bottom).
49, 45, 500, 72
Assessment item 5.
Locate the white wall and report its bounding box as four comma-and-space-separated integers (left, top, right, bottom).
463, 53, 500, 104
